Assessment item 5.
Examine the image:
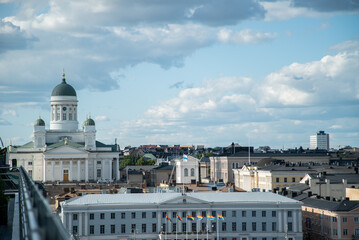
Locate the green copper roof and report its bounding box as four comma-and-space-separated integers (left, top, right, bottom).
83, 117, 95, 126
34, 118, 45, 126
51, 74, 76, 97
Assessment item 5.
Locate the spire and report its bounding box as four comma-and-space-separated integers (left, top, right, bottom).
38, 113, 41, 119
62, 68, 66, 83
89, 112, 91, 119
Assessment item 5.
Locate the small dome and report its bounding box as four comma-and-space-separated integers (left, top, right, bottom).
35, 117, 45, 126
51, 72, 76, 97
83, 117, 95, 126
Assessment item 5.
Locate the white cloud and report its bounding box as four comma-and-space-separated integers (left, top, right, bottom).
217, 28, 276, 44
330, 125, 342, 129
94, 115, 109, 121
2, 109, 17, 117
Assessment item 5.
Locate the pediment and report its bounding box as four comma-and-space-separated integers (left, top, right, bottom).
162, 195, 209, 205
45, 145, 88, 154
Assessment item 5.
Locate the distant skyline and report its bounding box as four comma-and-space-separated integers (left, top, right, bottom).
0, 0, 359, 149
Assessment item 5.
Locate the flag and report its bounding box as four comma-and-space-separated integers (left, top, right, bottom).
197, 215, 204, 221
166, 216, 171, 223
177, 215, 183, 221
218, 214, 225, 220
207, 215, 215, 220
186, 215, 194, 221
183, 154, 188, 162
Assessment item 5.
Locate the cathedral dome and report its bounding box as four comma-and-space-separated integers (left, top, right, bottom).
83, 117, 95, 126
34, 116, 45, 126
51, 72, 76, 97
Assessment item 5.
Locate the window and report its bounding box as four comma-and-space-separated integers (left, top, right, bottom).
192, 222, 196, 231
184, 168, 188, 177
28, 161, 33, 166
28, 170, 32, 177
262, 211, 266, 217
73, 214, 78, 220
222, 211, 226, 217
332, 216, 337, 222
132, 212, 136, 219
202, 222, 206, 231
222, 222, 226, 231
262, 222, 266, 231
202, 211, 206, 217
272, 222, 276, 231
192, 211, 196, 217
292, 177, 295, 182
69, 113, 72, 120
212, 211, 216, 216
142, 224, 146, 233
172, 223, 176, 232
276, 177, 279, 182
97, 169, 101, 178
232, 222, 237, 231
355, 229, 359, 236
152, 212, 156, 218
121, 212, 126, 219
232, 211, 236, 217
191, 168, 195, 176
121, 224, 126, 233
131, 224, 136, 233
142, 212, 146, 218
100, 225, 105, 234
152, 223, 157, 233
212, 222, 216, 231
343, 229, 348, 236
272, 211, 276, 217
284, 177, 287, 182
111, 213, 115, 219
343, 217, 347, 222
355, 217, 359, 223
242, 211, 246, 217
100, 213, 104, 219
252, 211, 256, 217
333, 229, 337, 235
182, 223, 186, 232
63, 113, 66, 120
56, 113, 60, 121
252, 222, 257, 231
288, 222, 293, 232
242, 222, 246, 231
90, 213, 94, 220
111, 224, 115, 233
72, 226, 78, 234
288, 211, 292, 218
97, 161, 101, 165
162, 212, 167, 218
182, 211, 186, 218
90, 225, 94, 234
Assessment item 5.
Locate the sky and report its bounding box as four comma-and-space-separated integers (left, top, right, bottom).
0, 0, 359, 149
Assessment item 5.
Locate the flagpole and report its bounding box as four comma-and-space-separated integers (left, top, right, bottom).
206, 215, 209, 240
186, 215, 188, 240
217, 216, 219, 240
196, 218, 198, 240
176, 217, 177, 240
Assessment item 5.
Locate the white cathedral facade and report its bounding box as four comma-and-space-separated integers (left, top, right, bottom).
8, 72, 120, 182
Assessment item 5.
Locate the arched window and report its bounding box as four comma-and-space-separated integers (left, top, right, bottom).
191, 168, 195, 176
184, 168, 188, 177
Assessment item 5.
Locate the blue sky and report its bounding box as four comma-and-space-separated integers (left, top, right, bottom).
0, 0, 359, 149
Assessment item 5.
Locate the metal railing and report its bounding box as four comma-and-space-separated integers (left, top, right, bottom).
18, 166, 72, 240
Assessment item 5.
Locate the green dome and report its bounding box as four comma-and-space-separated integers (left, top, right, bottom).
83, 117, 95, 126
51, 74, 76, 97
35, 118, 45, 126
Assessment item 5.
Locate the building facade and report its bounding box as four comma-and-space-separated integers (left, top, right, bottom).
61, 192, 303, 240
176, 155, 199, 184
8, 72, 120, 182
310, 131, 329, 151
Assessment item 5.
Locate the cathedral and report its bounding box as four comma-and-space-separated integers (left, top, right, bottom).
8, 72, 120, 182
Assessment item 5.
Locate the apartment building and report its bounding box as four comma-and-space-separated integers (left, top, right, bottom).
60, 192, 303, 240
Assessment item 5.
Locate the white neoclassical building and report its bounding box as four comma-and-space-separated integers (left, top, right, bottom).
176, 155, 199, 184
8, 72, 120, 182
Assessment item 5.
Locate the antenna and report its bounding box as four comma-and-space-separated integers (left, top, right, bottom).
248, 137, 251, 165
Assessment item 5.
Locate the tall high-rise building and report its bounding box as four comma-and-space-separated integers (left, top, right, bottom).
310, 130, 329, 150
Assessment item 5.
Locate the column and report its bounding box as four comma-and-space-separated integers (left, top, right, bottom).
68, 213, 72, 232
51, 161, 55, 182
84, 212, 88, 236
108, 159, 112, 180
293, 210, 297, 232
101, 160, 104, 179
278, 210, 283, 232
116, 158, 120, 180
85, 159, 89, 182
69, 160, 73, 182
337, 216, 341, 239
63, 213, 67, 229
93, 159, 97, 180
298, 210, 302, 233
284, 210, 288, 233
43, 159, 47, 181
77, 160, 81, 181
60, 160, 63, 181
79, 212, 82, 236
